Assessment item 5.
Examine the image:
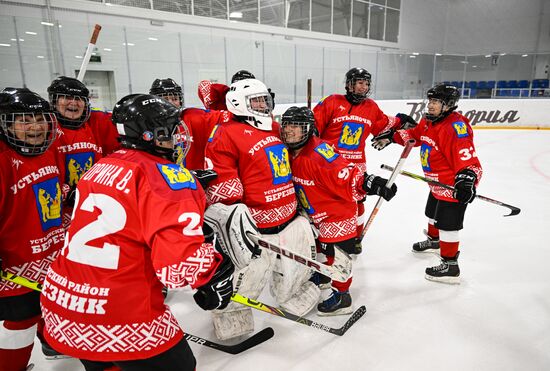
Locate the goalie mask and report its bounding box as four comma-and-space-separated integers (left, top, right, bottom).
425, 83, 460, 122
113, 94, 191, 162
345, 67, 372, 104
0, 87, 57, 156
280, 106, 316, 150
225, 78, 273, 131
149, 78, 184, 108
48, 76, 91, 129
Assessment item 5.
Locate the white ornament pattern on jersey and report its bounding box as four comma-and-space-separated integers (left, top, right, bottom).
0, 251, 59, 292
206, 178, 244, 204
156, 243, 216, 288
248, 200, 297, 226
42, 307, 181, 353
319, 217, 357, 239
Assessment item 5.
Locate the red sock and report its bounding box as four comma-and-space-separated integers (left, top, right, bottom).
440, 240, 459, 258
332, 277, 352, 292
0, 315, 40, 371
427, 223, 439, 239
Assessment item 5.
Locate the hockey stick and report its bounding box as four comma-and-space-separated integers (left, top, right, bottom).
77, 24, 102, 81
307, 78, 312, 109
231, 293, 366, 336
380, 164, 521, 217
184, 328, 274, 354
0, 270, 273, 355
246, 232, 352, 282
359, 139, 416, 242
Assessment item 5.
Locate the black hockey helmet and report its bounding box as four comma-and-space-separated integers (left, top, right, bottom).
0, 87, 57, 156
281, 106, 316, 150
425, 83, 460, 122
112, 94, 190, 161
231, 70, 256, 84
345, 67, 372, 104
47, 76, 91, 129
149, 78, 183, 107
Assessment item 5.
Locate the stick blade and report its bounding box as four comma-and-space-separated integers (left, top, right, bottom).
224, 327, 275, 354
504, 207, 521, 217
334, 305, 367, 336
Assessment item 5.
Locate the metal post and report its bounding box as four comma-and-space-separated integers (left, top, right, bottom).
123, 27, 132, 93
224, 37, 229, 84
178, 32, 185, 106
294, 44, 297, 102
461, 55, 467, 98
13, 17, 27, 87
321, 47, 325, 97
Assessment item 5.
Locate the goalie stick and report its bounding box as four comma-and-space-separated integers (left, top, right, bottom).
231, 293, 366, 336
0, 269, 274, 355
380, 164, 521, 217
359, 139, 416, 242
246, 232, 352, 282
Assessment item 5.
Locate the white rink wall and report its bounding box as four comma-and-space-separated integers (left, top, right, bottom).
273, 99, 550, 129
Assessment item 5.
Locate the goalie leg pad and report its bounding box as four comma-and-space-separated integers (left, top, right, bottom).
277, 280, 321, 317
268, 216, 320, 307
211, 250, 274, 340
212, 308, 254, 341
204, 203, 260, 270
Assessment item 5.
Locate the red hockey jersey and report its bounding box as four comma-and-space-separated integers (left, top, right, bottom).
0, 141, 65, 298
393, 111, 483, 202
313, 94, 397, 173
181, 107, 231, 170
41, 149, 223, 361
290, 137, 366, 243
205, 119, 297, 229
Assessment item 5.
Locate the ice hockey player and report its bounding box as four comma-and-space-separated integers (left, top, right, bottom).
313, 67, 416, 249
280, 106, 397, 315
197, 69, 275, 111
48, 76, 120, 224
372, 83, 482, 284
149, 77, 231, 171
0, 88, 64, 371
204, 79, 319, 339
40, 94, 234, 371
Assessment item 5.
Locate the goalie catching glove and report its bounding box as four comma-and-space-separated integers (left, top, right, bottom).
193, 223, 235, 310
362, 173, 397, 201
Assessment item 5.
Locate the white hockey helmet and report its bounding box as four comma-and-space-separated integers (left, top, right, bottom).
225, 78, 273, 131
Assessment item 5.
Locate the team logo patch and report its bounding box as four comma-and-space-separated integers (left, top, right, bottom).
314, 142, 339, 163
452, 121, 469, 138
338, 122, 364, 150
420, 143, 432, 172
208, 125, 219, 142
142, 131, 154, 142
32, 177, 62, 231
295, 185, 314, 214
157, 163, 197, 190
264, 143, 292, 185
66, 152, 94, 187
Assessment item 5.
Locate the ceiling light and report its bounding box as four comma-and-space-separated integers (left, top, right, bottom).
123, 42, 135, 46
409, 55, 416, 58
522, 54, 528, 57
148, 37, 158, 41
229, 11, 243, 18
75, 55, 83, 59
484, 55, 491, 58
41, 22, 54, 26
37, 55, 45, 58
0, 43, 11, 47
25, 31, 37, 35
435, 53, 442, 56
412, 52, 419, 56
103, 48, 112, 51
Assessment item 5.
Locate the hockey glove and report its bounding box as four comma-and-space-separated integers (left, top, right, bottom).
362, 173, 397, 201
190, 169, 217, 189
371, 129, 395, 151
453, 168, 477, 204
396, 113, 417, 129
193, 252, 234, 311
